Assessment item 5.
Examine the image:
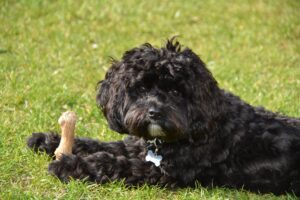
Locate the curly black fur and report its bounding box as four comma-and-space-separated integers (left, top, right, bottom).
27, 39, 300, 196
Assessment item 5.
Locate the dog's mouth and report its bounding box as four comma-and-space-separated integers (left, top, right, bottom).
130, 120, 184, 142
147, 123, 166, 138
124, 107, 187, 142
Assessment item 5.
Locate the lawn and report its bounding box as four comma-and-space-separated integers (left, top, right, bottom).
0, 0, 299, 199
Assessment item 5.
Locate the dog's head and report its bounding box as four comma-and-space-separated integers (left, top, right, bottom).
97, 39, 225, 142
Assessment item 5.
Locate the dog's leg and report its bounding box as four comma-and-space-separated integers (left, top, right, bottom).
48, 151, 177, 187
27, 132, 60, 156
27, 132, 131, 157
72, 139, 128, 157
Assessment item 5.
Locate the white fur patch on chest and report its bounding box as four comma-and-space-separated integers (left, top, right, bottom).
145, 150, 162, 167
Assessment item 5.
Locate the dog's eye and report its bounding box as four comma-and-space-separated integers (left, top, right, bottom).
138, 86, 147, 93
169, 89, 179, 96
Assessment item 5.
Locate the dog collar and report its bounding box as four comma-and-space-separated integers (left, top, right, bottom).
146, 138, 163, 153
145, 138, 163, 167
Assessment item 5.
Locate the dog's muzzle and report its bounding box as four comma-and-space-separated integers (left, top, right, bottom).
147, 124, 166, 137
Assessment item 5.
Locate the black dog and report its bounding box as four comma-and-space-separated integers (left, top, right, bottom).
27, 39, 300, 196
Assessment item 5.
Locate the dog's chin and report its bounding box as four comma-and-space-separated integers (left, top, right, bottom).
143, 123, 184, 142
147, 124, 166, 138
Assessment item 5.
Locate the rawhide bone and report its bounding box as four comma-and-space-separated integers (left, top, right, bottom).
54, 111, 77, 160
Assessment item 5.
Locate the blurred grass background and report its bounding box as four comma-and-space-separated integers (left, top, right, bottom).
0, 0, 299, 199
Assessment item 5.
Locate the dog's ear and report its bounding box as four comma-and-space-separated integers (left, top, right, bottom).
96, 61, 128, 133
182, 49, 226, 138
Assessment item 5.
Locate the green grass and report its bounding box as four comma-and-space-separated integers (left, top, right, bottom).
0, 0, 299, 199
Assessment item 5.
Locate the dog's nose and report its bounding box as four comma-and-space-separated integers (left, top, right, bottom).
148, 107, 161, 119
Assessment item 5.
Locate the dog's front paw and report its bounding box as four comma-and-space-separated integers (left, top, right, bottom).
48, 155, 93, 182
27, 132, 60, 155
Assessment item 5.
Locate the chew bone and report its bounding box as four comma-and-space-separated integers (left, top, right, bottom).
54, 111, 77, 160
